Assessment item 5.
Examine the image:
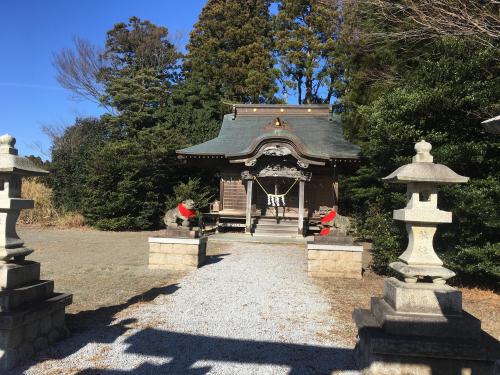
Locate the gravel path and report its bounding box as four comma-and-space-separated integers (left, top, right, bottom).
16, 242, 359, 375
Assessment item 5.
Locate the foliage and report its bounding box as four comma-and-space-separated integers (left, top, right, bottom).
183, 0, 278, 115
100, 16, 180, 84
337, 1, 500, 288
49, 117, 109, 213
165, 178, 215, 214
360, 210, 406, 276
445, 243, 500, 291
275, 0, 340, 103
82, 124, 184, 231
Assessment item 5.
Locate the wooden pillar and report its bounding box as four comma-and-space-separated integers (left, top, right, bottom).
298, 180, 305, 236
245, 179, 253, 234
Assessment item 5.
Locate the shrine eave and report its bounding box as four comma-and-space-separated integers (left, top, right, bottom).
177, 112, 361, 163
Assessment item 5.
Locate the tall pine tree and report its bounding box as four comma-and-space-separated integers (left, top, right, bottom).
275, 0, 340, 104
181, 0, 278, 116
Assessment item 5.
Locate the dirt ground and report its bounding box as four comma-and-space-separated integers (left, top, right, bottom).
19, 228, 499, 344
19, 227, 184, 330
316, 271, 500, 346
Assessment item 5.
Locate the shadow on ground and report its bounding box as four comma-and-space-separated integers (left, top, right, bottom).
67, 253, 229, 331
203, 253, 231, 265
67, 283, 181, 332
76, 329, 357, 374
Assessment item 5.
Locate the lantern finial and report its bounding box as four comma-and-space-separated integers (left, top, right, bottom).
413, 139, 433, 163
0, 134, 17, 155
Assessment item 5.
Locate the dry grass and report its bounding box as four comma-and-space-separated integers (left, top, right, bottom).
318, 271, 500, 346
19, 178, 85, 228
19, 178, 58, 224
54, 212, 86, 228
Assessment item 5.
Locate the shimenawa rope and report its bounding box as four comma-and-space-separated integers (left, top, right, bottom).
253, 177, 299, 207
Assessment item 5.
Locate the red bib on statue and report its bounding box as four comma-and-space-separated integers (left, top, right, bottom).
178, 203, 196, 218
320, 210, 337, 224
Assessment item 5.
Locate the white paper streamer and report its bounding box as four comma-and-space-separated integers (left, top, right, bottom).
267, 194, 285, 207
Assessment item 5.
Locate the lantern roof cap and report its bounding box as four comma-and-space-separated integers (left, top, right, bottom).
0, 134, 48, 176
382, 140, 469, 184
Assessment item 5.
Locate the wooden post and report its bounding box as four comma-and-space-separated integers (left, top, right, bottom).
245, 179, 253, 234
298, 180, 305, 236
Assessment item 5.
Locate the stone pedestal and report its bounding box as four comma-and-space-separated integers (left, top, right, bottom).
352, 319, 499, 375
0, 262, 72, 371
0, 134, 73, 371
148, 237, 207, 271
353, 277, 499, 374
307, 243, 363, 279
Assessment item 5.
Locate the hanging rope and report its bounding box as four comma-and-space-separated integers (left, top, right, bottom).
253, 177, 299, 207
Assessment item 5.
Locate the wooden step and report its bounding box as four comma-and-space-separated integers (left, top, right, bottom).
253, 230, 298, 237
255, 221, 298, 228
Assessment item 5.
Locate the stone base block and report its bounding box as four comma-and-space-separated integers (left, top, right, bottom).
148, 237, 207, 271
0, 280, 54, 312
371, 297, 481, 339
353, 310, 499, 375
0, 293, 72, 371
313, 233, 354, 245
0, 261, 40, 289
307, 243, 363, 279
384, 277, 462, 315
164, 227, 199, 238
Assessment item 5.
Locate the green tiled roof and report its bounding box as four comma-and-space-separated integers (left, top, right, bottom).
177, 113, 360, 160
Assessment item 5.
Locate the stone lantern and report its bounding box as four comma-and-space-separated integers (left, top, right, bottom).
0, 134, 72, 371
0, 134, 47, 262
382, 140, 468, 284
352, 140, 499, 375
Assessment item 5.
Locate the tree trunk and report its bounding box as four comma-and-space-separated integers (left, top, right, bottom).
305, 75, 313, 104
297, 76, 302, 104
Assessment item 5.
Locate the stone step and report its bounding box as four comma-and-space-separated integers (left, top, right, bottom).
0, 280, 54, 312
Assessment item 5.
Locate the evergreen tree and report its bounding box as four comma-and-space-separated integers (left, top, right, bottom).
335, 2, 500, 288
82, 124, 184, 230
49, 117, 109, 213
182, 0, 278, 116
275, 0, 339, 104
101, 16, 179, 84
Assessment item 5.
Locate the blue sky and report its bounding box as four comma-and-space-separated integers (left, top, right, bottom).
0, 0, 207, 158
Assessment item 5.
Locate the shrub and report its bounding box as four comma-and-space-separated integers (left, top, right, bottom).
165, 178, 214, 213
444, 243, 500, 291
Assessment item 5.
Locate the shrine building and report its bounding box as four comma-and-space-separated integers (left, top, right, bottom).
177, 104, 360, 237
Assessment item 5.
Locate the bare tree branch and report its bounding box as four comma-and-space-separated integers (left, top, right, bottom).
324, 0, 500, 50
52, 37, 111, 110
